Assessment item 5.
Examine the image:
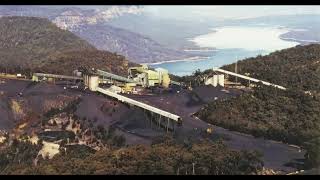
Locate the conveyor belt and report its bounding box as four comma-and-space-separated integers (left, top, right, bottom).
33, 73, 83, 80
213, 68, 286, 90
96, 87, 182, 124
96, 69, 136, 83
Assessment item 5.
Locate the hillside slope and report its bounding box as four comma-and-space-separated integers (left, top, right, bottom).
70, 24, 192, 63
222, 44, 320, 92
195, 45, 320, 154
0, 16, 131, 76
0, 16, 95, 67
181, 44, 320, 93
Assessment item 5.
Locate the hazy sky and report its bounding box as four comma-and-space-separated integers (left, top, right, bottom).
142, 6, 320, 20
25, 5, 320, 22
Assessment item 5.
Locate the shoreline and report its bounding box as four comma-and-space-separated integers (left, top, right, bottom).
147, 26, 317, 69
280, 37, 319, 43
183, 49, 218, 52
189, 25, 300, 51
146, 55, 210, 66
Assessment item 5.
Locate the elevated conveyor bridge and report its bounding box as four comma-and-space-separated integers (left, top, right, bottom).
96, 69, 137, 84
32, 73, 83, 82
213, 67, 287, 90
96, 87, 182, 132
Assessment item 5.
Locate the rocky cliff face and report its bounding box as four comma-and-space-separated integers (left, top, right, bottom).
52, 6, 143, 31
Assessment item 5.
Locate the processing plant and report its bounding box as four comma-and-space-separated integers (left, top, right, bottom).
128, 65, 171, 88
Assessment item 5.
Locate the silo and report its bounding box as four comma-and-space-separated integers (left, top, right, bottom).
155, 68, 170, 88
88, 75, 99, 91
213, 75, 218, 87
218, 74, 224, 87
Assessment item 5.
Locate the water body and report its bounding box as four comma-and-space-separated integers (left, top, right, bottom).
150, 26, 300, 76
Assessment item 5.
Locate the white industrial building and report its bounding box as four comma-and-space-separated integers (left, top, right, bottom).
204, 74, 224, 87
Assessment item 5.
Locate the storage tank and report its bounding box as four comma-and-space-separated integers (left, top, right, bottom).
88, 75, 99, 91
218, 74, 224, 87
213, 75, 218, 87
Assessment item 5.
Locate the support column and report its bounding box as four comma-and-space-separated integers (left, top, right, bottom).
143, 108, 147, 128
173, 121, 175, 134
150, 112, 153, 129
167, 117, 169, 133
158, 115, 161, 129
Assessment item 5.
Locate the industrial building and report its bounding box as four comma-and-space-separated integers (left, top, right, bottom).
128, 65, 171, 88
28, 65, 184, 132
83, 73, 99, 91
204, 74, 225, 87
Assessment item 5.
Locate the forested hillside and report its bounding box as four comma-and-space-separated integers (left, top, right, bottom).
0, 16, 131, 76
0, 138, 263, 175
222, 44, 320, 92
36, 50, 132, 76
196, 85, 320, 146
193, 44, 320, 169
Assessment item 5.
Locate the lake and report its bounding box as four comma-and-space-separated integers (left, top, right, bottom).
150, 26, 300, 76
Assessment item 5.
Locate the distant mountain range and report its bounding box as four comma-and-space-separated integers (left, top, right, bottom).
69, 23, 191, 63
107, 13, 214, 50
0, 6, 196, 63
0, 6, 320, 64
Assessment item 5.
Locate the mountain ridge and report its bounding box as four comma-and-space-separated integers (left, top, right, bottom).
0, 16, 131, 76
69, 23, 192, 63
0, 6, 193, 63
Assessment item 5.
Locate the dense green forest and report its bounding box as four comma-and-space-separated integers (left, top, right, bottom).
0, 138, 263, 175
0, 16, 132, 76
223, 44, 320, 92
196, 87, 320, 169
38, 50, 132, 76
196, 85, 320, 146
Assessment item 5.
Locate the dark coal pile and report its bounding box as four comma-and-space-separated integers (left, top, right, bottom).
192, 85, 241, 103
0, 99, 13, 130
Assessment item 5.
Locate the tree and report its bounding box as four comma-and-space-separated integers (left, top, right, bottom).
304, 137, 320, 169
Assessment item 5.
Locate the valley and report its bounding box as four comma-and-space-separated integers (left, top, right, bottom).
0, 6, 319, 175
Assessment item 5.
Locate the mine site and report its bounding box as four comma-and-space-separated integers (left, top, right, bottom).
0, 7, 320, 175
0, 64, 305, 174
